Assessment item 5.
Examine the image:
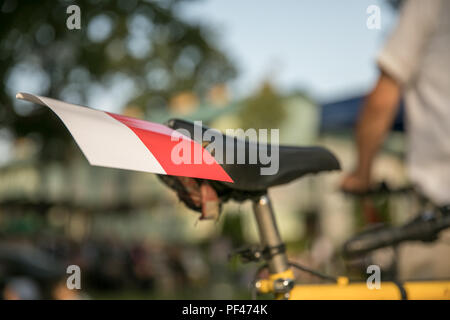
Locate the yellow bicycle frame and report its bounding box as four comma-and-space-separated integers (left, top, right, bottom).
256, 270, 450, 300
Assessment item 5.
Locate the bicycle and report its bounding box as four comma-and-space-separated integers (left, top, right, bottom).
12, 93, 450, 299
160, 119, 450, 300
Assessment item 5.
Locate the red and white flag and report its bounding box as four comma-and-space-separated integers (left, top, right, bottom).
16, 92, 232, 183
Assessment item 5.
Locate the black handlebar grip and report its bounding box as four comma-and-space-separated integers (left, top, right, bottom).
343, 214, 450, 257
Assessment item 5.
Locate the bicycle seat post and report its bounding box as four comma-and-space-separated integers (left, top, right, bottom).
253, 194, 290, 274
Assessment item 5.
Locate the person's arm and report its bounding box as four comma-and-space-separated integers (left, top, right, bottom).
341, 71, 401, 192
341, 0, 440, 193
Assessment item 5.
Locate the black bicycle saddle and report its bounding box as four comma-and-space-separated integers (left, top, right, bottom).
167, 119, 340, 192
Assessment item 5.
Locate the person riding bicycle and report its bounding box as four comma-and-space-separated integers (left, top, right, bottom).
341, 0, 450, 207
341, 0, 450, 279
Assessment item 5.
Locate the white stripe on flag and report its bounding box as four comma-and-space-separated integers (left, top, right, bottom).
16, 93, 166, 175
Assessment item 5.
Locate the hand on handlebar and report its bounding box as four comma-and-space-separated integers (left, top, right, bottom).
340, 171, 371, 195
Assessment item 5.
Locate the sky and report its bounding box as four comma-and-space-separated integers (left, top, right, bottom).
180, 0, 398, 103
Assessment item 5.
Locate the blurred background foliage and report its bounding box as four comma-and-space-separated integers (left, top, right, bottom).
238, 81, 287, 130
0, 0, 236, 161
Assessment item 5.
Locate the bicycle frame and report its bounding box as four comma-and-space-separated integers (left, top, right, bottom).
251, 194, 450, 300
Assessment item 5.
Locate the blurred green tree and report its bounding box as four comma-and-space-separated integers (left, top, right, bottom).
238, 81, 286, 130
0, 0, 236, 160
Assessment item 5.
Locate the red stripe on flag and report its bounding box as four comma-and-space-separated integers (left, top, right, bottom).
106, 113, 233, 183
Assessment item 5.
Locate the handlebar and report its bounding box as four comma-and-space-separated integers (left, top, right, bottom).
341, 181, 413, 197
343, 206, 450, 257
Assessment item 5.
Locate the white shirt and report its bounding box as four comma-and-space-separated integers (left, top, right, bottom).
377, 0, 450, 205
